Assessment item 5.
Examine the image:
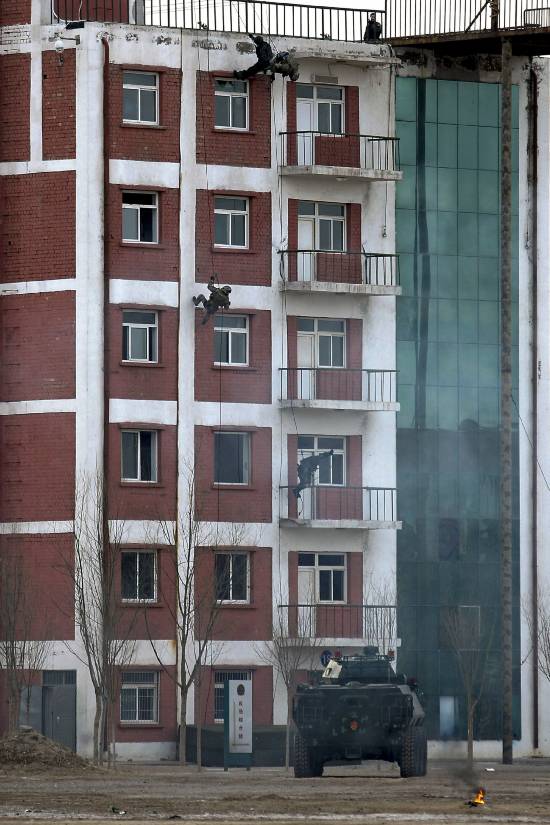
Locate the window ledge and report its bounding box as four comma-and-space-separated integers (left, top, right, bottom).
218, 602, 256, 610
211, 247, 256, 255
120, 601, 163, 608
119, 242, 166, 250
120, 481, 164, 489
212, 128, 257, 136
120, 360, 165, 369
211, 365, 257, 372
121, 122, 168, 130
211, 483, 255, 491
118, 723, 163, 729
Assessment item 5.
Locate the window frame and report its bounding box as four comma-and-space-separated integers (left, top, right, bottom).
214, 551, 251, 604
122, 191, 159, 245
214, 430, 250, 486
213, 670, 251, 723
121, 549, 158, 603
295, 83, 345, 135
298, 551, 347, 604
121, 429, 158, 483
298, 201, 346, 253
297, 317, 346, 369
213, 196, 249, 249
297, 435, 346, 487
214, 78, 249, 131
120, 670, 159, 724
213, 315, 249, 367
122, 70, 159, 125
122, 309, 159, 364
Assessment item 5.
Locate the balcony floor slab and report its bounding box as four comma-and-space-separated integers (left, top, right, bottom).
279, 518, 402, 530
280, 399, 400, 412
280, 165, 403, 182
280, 281, 402, 296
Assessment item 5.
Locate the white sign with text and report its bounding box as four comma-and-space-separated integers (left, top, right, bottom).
228, 679, 252, 753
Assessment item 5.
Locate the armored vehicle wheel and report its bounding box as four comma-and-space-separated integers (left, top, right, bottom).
294, 732, 323, 778
399, 725, 427, 777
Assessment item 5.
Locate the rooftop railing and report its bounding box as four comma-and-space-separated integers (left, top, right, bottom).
280, 368, 397, 404
278, 603, 397, 643
281, 132, 400, 172
280, 250, 399, 288
280, 485, 397, 523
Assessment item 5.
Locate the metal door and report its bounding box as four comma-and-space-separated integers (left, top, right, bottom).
297, 566, 316, 636
296, 333, 316, 400
297, 216, 315, 282
42, 683, 76, 751
297, 98, 314, 165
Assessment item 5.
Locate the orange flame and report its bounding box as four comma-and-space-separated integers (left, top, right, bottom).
470, 788, 486, 806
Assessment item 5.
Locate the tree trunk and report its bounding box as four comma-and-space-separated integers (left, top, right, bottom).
7, 684, 21, 732
196, 673, 202, 772
92, 693, 102, 765
467, 705, 474, 769
285, 689, 291, 772
179, 686, 188, 765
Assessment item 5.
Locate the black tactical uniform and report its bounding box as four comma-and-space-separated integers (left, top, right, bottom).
193, 277, 232, 324
293, 450, 334, 498
234, 34, 274, 80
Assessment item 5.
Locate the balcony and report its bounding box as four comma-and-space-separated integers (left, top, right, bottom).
279, 251, 400, 296
279, 485, 399, 529
279, 368, 398, 411
278, 604, 396, 647
280, 133, 401, 181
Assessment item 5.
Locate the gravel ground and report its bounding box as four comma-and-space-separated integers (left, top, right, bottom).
0, 759, 549, 824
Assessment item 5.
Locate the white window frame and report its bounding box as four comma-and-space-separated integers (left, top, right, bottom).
120, 671, 159, 724
214, 78, 249, 131
214, 196, 249, 249
121, 550, 158, 603
298, 201, 346, 253
121, 429, 158, 483
297, 435, 346, 487
214, 315, 249, 367
214, 431, 250, 486
296, 83, 345, 135
298, 552, 347, 604
214, 670, 251, 723
122, 191, 159, 244
297, 318, 346, 369
214, 551, 251, 604
122, 70, 159, 125
122, 310, 158, 363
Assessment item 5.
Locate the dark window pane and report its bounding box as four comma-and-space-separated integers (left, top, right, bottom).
124, 71, 156, 86
218, 315, 247, 329
214, 433, 248, 484
140, 209, 155, 243
149, 326, 157, 362
232, 96, 247, 128
332, 336, 344, 366
318, 437, 344, 450
215, 79, 246, 93
319, 569, 332, 600
318, 336, 332, 366
320, 554, 345, 566
317, 102, 331, 133
120, 688, 136, 721
130, 326, 147, 360
231, 332, 247, 364
232, 554, 248, 600
297, 318, 315, 332
317, 86, 343, 101
298, 553, 315, 566
140, 431, 153, 481
123, 192, 156, 205
331, 104, 342, 134
215, 197, 247, 211
331, 454, 344, 485
122, 431, 138, 479
298, 201, 315, 216
121, 552, 138, 599
123, 310, 156, 325
123, 88, 139, 120
318, 319, 345, 332
298, 435, 315, 449
332, 220, 344, 250
215, 94, 230, 127
319, 219, 332, 250
231, 213, 246, 246
138, 553, 155, 600
137, 687, 155, 720
332, 570, 344, 600
214, 329, 229, 362
122, 208, 138, 241
214, 212, 229, 245
122, 325, 129, 360
215, 554, 231, 600
318, 203, 345, 217
140, 89, 156, 122
296, 83, 314, 99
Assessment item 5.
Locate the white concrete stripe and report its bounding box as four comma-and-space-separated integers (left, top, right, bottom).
109, 158, 180, 188
0, 521, 73, 534
0, 399, 76, 415
0, 159, 77, 175
110, 278, 179, 307
0, 278, 76, 296
109, 398, 178, 425
108, 520, 175, 544
29, 7, 42, 162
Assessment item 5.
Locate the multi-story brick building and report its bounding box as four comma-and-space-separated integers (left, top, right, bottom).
2, 0, 550, 763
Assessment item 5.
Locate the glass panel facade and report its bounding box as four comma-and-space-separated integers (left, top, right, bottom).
395, 77, 520, 741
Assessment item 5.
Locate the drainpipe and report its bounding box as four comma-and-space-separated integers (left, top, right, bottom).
102, 34, 111, 584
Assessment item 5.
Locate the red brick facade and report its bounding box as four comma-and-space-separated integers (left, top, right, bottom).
115, 665, 178, 744
0, 0, 31, 25
285, 83, 360, 166
199, 665, 273, 725
0, 413, 75, 522
195, 189, 272, 286
196, 72, 271, 168
108, 64, 181, 163
0, 292, 75, 402
195, 425, 272, 523
194, 308, 272, 404
116, 546, 177, 641
52, 0, 132, 22
0, 54, 30, 162
0, 172, 76, 282
42, 50, 76, 160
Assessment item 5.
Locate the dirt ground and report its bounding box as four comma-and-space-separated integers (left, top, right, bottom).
0, 759, 550, 825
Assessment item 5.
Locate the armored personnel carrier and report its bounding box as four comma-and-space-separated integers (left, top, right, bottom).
292, 646, 427, 778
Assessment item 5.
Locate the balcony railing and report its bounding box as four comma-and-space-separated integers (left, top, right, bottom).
281, 132, 400, 173
280, 368, 397, 404
280, 251, 399, 288
278, 603, 397, 644
280, 485, 397, 523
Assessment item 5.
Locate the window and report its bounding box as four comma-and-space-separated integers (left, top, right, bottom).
214, 432, 250, 485
122, 192, 158, 244
214, 197, 248, 248
296, 83, 344, 134
297, 435, 345, 485
214, 315, 248, 366
120, 671, 159, 723
298, 552, 346, 603
214, 670, 251, 722
121, 551, 157, 602
215, 552, 250, 602
214, 78, 248, 130
123, 71, 158, 124
297, 318, 345, 368
121, 430, 158, 482
122, 310, 158, 363
298, 201, 346, 251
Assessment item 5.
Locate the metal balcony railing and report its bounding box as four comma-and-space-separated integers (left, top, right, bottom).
280, 251, 399, 288
280, 485, 397, 522
280, 368, 397, 404
278, 603, 397, 644
281, 132, 400, 172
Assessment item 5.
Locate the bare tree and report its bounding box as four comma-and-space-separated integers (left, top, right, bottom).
443, 605, 494, 768
60, 473, 136, 765
523, 583, 550, 683
364, 577, 397, 656
0, 553, 52, 732
146, 469, 245, 766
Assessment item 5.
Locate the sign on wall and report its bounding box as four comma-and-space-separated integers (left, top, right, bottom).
223, 679, 253, 768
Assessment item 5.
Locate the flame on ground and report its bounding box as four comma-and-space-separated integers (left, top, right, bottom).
470, 788, 486, 806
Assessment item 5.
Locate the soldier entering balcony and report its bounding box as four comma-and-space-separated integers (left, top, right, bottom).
293, 450, 334, 498
234, 34, 273, 79
363, 13, 382, 41
193, 276, 232, 324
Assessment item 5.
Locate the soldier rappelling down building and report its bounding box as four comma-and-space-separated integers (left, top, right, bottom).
193, 276, 232, 324
293, 450, 334, 499
234, 34, 299, 81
